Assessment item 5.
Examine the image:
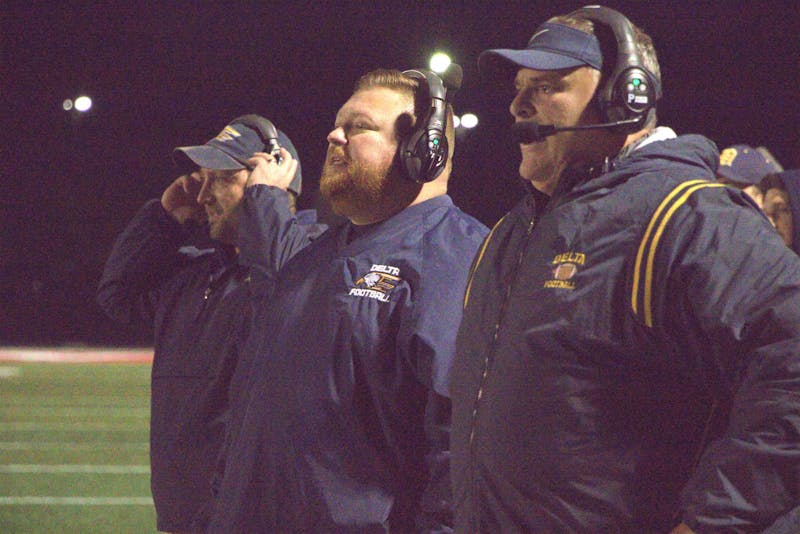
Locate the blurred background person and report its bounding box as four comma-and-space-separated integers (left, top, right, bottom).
716, 144, 783, 208
760, 169, 800, 254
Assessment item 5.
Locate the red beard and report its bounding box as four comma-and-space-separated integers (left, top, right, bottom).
320, 147, 421, 224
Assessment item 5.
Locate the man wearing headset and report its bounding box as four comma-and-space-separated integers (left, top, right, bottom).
450, 6, 800, 532
208, 68, 488, 532
97, 115, 325, 532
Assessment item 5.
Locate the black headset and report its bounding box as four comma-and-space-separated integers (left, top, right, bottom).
567, 5, 661, 133
399, 69, 451, 184
229, 114, 283, 166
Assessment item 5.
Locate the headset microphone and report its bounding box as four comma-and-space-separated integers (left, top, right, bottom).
511, 117, 642, 144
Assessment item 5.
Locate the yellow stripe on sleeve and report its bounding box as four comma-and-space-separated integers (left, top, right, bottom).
463, 215, 506, 309
641, 183, 725, 327
631, 180, 708, 316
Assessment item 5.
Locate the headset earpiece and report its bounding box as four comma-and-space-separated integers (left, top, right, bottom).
399, 69, 451, 184
568, 6, 660, 134
231, 114, 283, 163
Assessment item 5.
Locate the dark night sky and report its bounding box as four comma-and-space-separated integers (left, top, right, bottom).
2, 1, 799, 346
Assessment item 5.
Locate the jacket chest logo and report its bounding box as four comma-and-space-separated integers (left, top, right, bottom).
349, 264, 401, 302
544, 251, 585, 290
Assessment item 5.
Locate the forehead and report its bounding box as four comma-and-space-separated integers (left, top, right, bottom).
200, 167, 245, 180
336, 86, 413, 123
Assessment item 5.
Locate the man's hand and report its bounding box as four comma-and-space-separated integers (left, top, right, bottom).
161, 173, 204, 224
246, 148, 298, 190
668, 523, 696, 534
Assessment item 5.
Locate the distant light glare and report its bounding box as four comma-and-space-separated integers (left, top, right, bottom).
62, 99, 74, 111
460, 113, 479, 129
429, 53, 452, 73
74, 96, 92, 112
453, 115, 461, 128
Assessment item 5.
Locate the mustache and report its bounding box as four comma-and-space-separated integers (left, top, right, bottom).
326, 146, 349, 163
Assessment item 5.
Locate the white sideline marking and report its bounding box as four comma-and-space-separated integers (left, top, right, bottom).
0, 464, 150, 474
0, 442, 148, 451
0, 496, 153, 505
5, 397, 146, 406
0, 366, 20, 378
4, 408, 149, 417
0, 422, 145, 430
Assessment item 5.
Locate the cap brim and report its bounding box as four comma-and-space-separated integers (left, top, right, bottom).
716, 166, 760, 185
172, 145, 245, 172
479, 48, 589, 82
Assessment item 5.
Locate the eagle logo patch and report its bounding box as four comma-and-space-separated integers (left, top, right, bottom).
349, 264, 401, 302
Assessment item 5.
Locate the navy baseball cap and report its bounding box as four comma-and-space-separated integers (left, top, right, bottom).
173, 115, 303, 195
717, 144, 782, 186
479, 22, 603, 82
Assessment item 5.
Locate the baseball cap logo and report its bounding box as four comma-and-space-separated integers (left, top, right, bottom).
214, 125, 242, 143
719, 147, 738, 167
528, 28, 549, 45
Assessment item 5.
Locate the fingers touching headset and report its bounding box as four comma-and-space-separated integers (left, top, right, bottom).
245, 148, 298, 191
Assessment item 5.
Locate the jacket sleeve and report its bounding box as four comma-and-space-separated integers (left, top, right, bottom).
645, 186, 800, 530
236, 184, 327, 290
398, 214, 489, 531
96, 199, 190, 326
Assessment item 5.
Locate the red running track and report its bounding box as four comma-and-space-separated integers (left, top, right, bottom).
0, 347, 154, 363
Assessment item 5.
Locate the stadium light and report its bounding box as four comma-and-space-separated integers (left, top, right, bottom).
453, 115, 461, 128
429, 53, 451, 74
460, 113, 479, 129
62, 99, 74, 111
74, 95, 93, 112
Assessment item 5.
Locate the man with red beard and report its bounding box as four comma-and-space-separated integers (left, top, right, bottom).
98, 115, 325, 532
209, 69, 488, 532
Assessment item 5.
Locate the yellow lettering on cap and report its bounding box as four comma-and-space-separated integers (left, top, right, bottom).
719, 148, 738, 167
214, 126, 242, 142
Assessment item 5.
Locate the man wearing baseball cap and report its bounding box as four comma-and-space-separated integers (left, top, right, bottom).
450, 5, 800, 533
761, 169, 800, 254
97, 115, 325, 532
716, 144, 783, 208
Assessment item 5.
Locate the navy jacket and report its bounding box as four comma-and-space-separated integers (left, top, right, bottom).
451, 133, 800, 532
209, 195, 488, 533
97, 185, 324, 532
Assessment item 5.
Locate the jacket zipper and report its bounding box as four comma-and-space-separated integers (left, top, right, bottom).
468, 215, 536, 530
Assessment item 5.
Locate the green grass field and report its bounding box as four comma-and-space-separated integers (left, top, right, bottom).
0, 362, 156, 533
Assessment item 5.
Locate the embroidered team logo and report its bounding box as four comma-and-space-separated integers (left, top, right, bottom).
214, 125, 242, 142
544, 252, 585, 290
349, 264, 401, 302
719, 147, 739, 167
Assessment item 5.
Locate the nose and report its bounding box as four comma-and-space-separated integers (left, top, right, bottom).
509, 87, 534, 119
327, 126, 346, 146
195, 175, 212, 204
